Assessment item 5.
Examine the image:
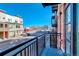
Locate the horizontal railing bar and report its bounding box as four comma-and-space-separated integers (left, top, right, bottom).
0, 31, 48, 56
0, 37, 37, 55
5, 39, 36, 56
48, 32, 61, 34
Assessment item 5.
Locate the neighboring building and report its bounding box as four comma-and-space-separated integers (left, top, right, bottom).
0, 10, 24, 39
24, 26, 49, 33
24, 27, 32, 32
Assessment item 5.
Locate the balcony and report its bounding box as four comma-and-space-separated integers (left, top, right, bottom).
0, 28, 8, 31
0, 31, 65, 56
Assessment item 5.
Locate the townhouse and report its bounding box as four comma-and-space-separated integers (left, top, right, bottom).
0, 10, 24, 39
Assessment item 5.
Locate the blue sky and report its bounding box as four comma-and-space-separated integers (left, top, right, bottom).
0, 3, 52, 28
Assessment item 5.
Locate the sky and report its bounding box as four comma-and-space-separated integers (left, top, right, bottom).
0, 3, 52, 28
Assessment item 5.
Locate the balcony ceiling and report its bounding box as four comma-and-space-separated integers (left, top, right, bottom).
42, 3, 58, 7
42, 3, 60, 11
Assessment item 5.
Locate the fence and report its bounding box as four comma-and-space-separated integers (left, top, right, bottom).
0, 32, 47, 56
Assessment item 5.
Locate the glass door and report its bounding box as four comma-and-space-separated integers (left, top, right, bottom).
65, 4, 72, 55
76, 4, 79, 55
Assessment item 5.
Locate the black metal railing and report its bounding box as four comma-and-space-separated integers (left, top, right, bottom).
0, 32, 47, 56
50, 32, 61, 48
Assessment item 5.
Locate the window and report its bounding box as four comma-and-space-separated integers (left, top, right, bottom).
3, 17, 5, 19
65, 4, 72, 55
16, 25, 20, 28
76, 4, 79, 55
5, 24, 8, 28
15, 21, 18, 23
0, 24, 3, 28
16, 25, 18, 28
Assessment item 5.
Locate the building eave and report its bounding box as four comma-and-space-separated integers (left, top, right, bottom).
42, 3, 60, 11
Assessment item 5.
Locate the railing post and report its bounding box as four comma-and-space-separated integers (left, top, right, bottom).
36, 37, 38, 56
44, 33, 46, 48
20, 51, 22, 56
50, 32, 51, 47
27, 47, 29, 56
24, 49, 26, 56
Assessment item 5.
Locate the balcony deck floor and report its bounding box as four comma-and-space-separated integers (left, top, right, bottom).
41, 47, 65, 56
41, 35, 65, 56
